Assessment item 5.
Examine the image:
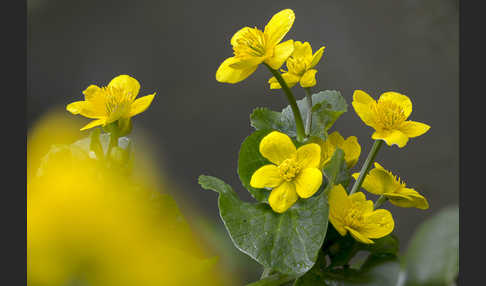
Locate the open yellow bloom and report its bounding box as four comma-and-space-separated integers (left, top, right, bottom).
352, 162, 429, 210
317, 131, 361, 169
250, 131, 323, 213
328, 185, 394, 244
268, 41, 325, 89
352, 90, 430, 148
215, 9, 295, 84
67, 75, 156, 131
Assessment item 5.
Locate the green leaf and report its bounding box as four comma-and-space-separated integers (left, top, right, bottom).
402, 205, 459, 286
199, 175, 330, 275
237, 129, 273, 202
322, 149, 345, 193
199, 152, 345, 275
250, 90, 347, 140
363, 234, 399, 256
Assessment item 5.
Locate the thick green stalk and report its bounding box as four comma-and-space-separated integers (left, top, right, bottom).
265, 64, 306, 142
304, 87, 313, 136
260, 267, 272, 279
374, 195, 388, 209
349, 140, 383, 195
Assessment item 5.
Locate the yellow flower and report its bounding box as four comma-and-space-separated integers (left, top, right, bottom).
352, 90, 430, 148
268, 41, 325, 89
250, 131, 323, 213
317, 131, 361, 169
352, 162, 429, 210
328, 184, 394, 244
66, 75, 156, 131
215, 9, 296, 84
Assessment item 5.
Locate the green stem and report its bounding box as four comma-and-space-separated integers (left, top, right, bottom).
246, 273, 296, 286
107, 129, 119, 159
374, 195, 388, 209
265, 63, 306, 142
260, 267, 272, 279
304, 87, 313, 136
349, 140, 383, 195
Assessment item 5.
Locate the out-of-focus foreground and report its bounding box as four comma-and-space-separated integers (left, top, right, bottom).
27, 111, 237, 286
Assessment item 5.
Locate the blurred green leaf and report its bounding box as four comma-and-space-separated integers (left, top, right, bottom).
199, 150, 345, 276
402, 205, 459, 286
294, 254, 401, 286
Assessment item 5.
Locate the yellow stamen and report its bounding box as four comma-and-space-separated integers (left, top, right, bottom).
278, 158, 301, 181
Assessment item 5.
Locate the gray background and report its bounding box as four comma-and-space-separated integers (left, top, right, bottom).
28, 0, 458, 282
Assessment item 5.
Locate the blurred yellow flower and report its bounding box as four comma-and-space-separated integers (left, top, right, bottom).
352, 90, 430, 148
352, 162, 429, 210
66, 75, 156, 131
216, 9, 295, 84
328, 185, 394, 244
268, 41, 325, 89
250, 131, 323, 213
317, 131, 361, 169
27, 116, 225, 286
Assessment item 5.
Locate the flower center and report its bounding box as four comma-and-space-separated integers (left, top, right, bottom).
278, 158, 301, 181
233, 27, 267, 58
103, 86, 135, 123
286, 57, 308, 75
372, 100, 407, 130
345, 208, 365, 230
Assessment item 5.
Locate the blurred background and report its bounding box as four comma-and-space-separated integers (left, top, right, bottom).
27, 0, 458, 284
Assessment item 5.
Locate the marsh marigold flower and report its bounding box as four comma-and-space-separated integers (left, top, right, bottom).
352, 162, 429, 210
268, 41, 325, 89
215, 9, 295, 84
316, 131, 361, 169
250, 131, 323, 213
352, 90, 430, 148
66, 75, 156, 131
328, 185, 394, 244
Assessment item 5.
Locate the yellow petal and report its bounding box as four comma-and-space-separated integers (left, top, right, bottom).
360, 209, 395, 239
372, 129, 409, 148
250, 164, 283, 189
259, 131, 296, 165
268, 181, 299, 213
295, 143, 321, 169
82, 85, 102, 101
230, 26, 252, 46
353, 165, 396, 196
82, 85, 108, 116
328, 131, 345, 146
263, 9, 295, 48
216, 57, 259, 84
265, 40, 294, 70
293, 168, 323, 198
66, 101, 105, 119
292, 41, 312, 60
309, 46, 325, 68
268, 72, 300, 89
79, 119, 105, 131
299, 69, 318, 88
66, 101, 86, 115
127, 93, 156, 118
349, 191, 374, 213
328, 185, 351, 236
352, 90, 377, 127
386, 188, 429, 210
345, 226, 374, 244
341, 136, 361, 168
108, 75, 141, 98
379, 91, 412, 119
399, 121, 431, 138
